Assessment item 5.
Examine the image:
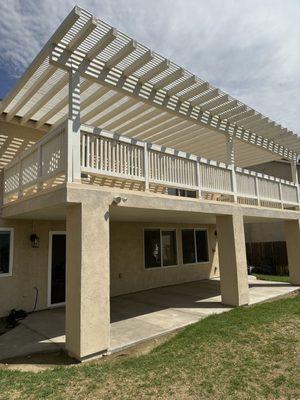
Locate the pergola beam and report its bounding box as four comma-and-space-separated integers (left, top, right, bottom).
6, 66, 56, 121
123, 50, 153, 76
191, 89, 219, 107
153, 68, 184, 90
106, 40, 137, 68
67, 17, 98, 51
179, 82, 209, 102
200, 94, 229, 111
21, 73, 69, 124
210, 99, 238, 115
0, 6, 81, 114
49, 47, 294, 159
139, 59, 170, 83
87, 28, 117, 60
168, 75, 197, 96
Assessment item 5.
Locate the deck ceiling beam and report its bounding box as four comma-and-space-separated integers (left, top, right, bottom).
146, 120, 193, 142
6, 66, 56, 122
21, 73, 69, 124
35, 79, 93, 128
49, 47, 295, 159
116, 109, 162, 134
81, 92, 124, 123
91, 98, 138, 127
104, 103, 151, 131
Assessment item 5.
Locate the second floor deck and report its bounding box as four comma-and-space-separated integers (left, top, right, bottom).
2, 121, 299, 211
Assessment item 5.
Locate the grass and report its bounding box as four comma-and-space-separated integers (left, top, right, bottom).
0, 293, 299, 400
253, 274, 290, 283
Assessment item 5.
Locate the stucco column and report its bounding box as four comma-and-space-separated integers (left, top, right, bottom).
216, 213, 249, 306
284, 219, 300, 285
65, 199, 110, 361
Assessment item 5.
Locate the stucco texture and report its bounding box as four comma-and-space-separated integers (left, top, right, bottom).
0, 219, 65, 317
110, 221, 219, 296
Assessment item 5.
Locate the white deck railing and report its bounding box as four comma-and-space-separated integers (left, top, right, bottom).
2, 121, 299, 209
3, 124, 66, 203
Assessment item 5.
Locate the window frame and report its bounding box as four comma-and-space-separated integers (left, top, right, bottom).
181, 228, 210, 265
143, 228, 178, 270
0, 227, 14, 278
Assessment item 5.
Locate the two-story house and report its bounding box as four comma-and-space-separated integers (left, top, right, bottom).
0, 6, 300, 361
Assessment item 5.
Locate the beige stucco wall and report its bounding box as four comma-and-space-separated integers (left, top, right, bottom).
110, 221, 219, 296
0, 218, 65, 318
0, 217, 219, 318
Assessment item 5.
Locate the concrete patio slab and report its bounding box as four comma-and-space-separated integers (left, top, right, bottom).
0, 278, 298, 361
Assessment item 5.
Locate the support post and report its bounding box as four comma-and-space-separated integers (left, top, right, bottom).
290, 155, 300, 205
196, 160, 202, 199
284, 219, 300, 285
255, 176, 260, 206
18, 159, 23, 199
36, 144, 43, 191
67, 68, 81, 182
65, 199, 110, 361
144, 142, 149, 191
227, 133, 237, 202
216, 213, 249, 306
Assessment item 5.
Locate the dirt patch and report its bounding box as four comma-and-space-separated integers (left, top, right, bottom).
0, 330, 178, 373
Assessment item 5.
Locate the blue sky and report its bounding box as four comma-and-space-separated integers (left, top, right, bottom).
0, 0, 299, 134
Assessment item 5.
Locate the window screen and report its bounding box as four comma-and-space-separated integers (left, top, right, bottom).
182, 229, 196, 264
162, 230, 177, 266
144, 230, 161, 268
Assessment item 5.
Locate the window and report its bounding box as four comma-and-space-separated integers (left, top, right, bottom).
144, 229, 177, 268
182, 229, 209, 264
168, 188, 197, 198
0, 228, 13, 276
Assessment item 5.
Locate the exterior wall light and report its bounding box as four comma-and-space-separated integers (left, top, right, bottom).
30, 234, 40, 248
112, 196, 128, 205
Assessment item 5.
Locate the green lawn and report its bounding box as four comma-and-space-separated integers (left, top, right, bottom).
0, 293, 299, 400
253, 274, 290, 283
